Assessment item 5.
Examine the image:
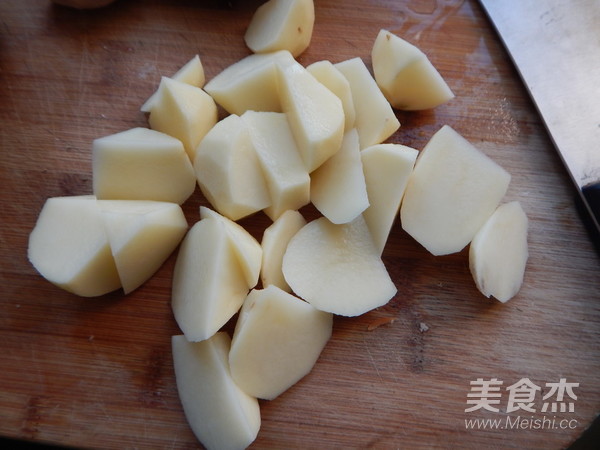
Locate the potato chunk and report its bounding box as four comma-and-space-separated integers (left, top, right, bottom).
172, 333, 260, 450
282, 215, 397, 316
229, 286, 332, 400
469, 201, 529, 302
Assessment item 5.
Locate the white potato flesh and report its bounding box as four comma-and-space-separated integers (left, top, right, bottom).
361, 143, 418, 254
260, 209, 306, 292
372, 29, 454, 110
199, 206, 262, 289
469, 201, 529, 302
400, 125, 511, 256
244, 0, 315, 58
92, 127, 196, 205
204, 50, 295, 115
97, 200, 188, 294
310, 128, 369, 224
306, 60, 356, 130
194, 114, 271, 221
148, 77, 217, 161
27, 195, 121, 297
171, 217, 249, 342
282, 215, 397, 316
229, 285, 332, 400
172, 333, 260, 450
334, 57, 400, 149
277, 61, 345, 172
141, 55, 205, 113
241, 111, 310, 220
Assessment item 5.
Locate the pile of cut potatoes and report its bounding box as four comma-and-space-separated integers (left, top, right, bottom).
29, 0, 530, 448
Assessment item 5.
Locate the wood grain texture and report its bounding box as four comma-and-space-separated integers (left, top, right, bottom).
1, 0, 598, 448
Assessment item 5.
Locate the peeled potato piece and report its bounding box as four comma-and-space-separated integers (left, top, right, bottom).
141, 55, 205, 113
171, 217, 249, 342
172, 333, 260, 450
199, 206, 262, 289
148, 77, 217, 161
401, 125, 511, 256
335, 57, 400, 149
277, 61, 345, 172
92, 127, 196, 205
260, 209, 306, 292
241, 111, 310, 220
282, 215, 397, 316
361, 143, 418, 254
229, 285, 332, 400
194, 114, 271, 221
307, 60, 356, 131
244, 0, 315, 58
469, 201, 529, 302
310, 128, 369, 224
203, 50, 295, 115
28, 195, 120, 297
372, 29, 454, 110
97, 200, 188, 294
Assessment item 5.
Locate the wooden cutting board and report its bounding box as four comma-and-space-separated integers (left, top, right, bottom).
1, 0, 598, 448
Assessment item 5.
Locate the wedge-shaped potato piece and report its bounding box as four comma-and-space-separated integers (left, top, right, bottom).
245, 0, 315, 58
372, 29, 454, 110
278, 61, 345, 172
204, 50, 295, 115
171, 217, 249, 342
469, 201, 529, 302
282, 215, 397, 316
241, 111, 310, 220
92, 127, 196, 205
148, 77, 217, 161
307, 60, 356, 130
141, 55, 205, 113
335, 57, 400, 149
361, 143, 418, 254
194, 114, 271, 221
97, 200, 188, 294
401, 125, 511, 256
199, 206, 262, 289
229, 285, 332, 400
28, 195, 121, 297
310, 128, 369, 224
172, 333, 260, 450
261, 209, 306, 292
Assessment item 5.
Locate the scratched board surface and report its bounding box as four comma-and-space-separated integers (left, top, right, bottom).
0, 0, 599, 448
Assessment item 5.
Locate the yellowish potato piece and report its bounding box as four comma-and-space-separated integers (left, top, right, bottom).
172, 333, 260, 450
141, 55, 205, 113
278, 61, 345, 172
171, 217, 249, 342
310, 128, 369, 224
361, 143, 418, 254
260, 209, 306, 292
469, 201, 529, 302
199, 206, 262, 289
92, 127, 196, 205
372, 29, 454, 110
245, 0, 315, 58
335, 57, 400, 149
194, 114, 271, 221
229, 285, 332, 400
97, 200, 188, 294
148, 77, 217, 161
306, 60, 356, 130
28, 195, 121, 297
400, 125, 511, 256
203, 50, 295, 115
282, 215, 397, 316
241, 111, 310, 220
